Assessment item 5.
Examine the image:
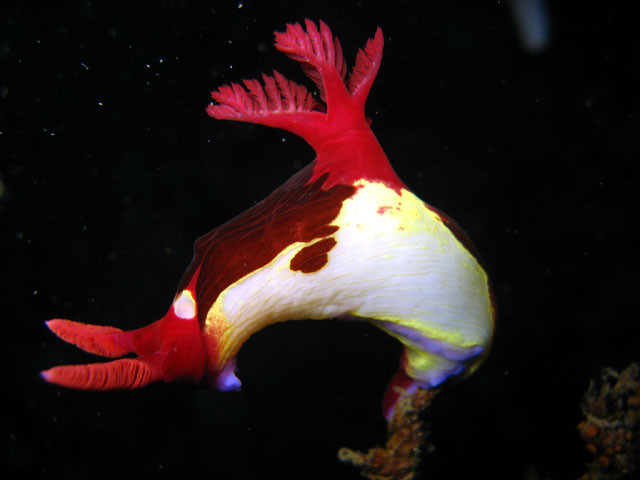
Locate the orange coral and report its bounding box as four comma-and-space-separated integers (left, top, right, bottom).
338, 388, 436, 480
578, 363, 640, 480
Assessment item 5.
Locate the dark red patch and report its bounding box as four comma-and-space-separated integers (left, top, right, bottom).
377, 206, 392, 215
177, 164, 355, 327
289, 237, 337, 273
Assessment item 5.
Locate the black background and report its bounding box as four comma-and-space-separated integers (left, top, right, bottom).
1, 2, 637, 479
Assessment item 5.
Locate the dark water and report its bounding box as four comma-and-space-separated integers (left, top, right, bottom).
2, 2, 637, 479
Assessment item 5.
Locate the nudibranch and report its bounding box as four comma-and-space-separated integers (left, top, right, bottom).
42, 20, 494, 420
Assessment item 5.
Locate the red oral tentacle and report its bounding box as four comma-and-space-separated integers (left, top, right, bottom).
40, 353, 165, 390
45, 319, 133, 358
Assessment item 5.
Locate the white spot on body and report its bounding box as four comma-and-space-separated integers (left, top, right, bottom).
174, 290, 196, 319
